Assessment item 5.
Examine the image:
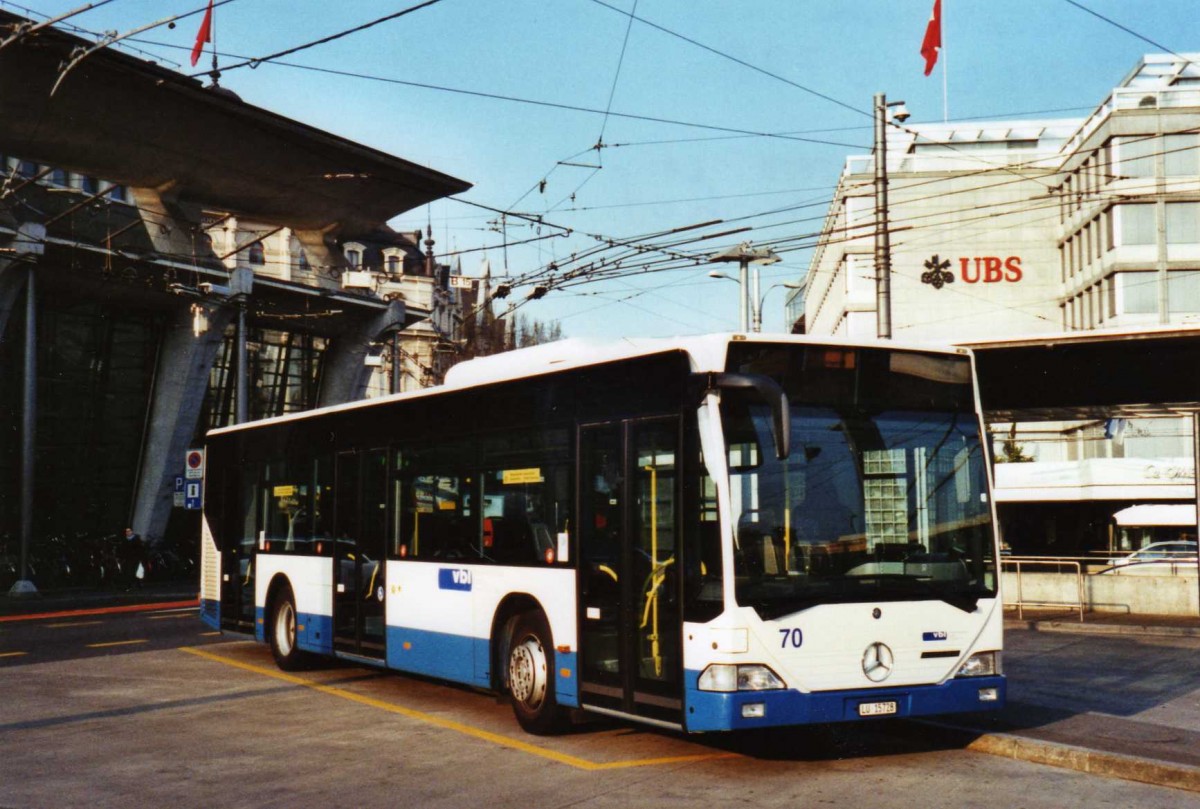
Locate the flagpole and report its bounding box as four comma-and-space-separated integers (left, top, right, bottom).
941, 0, 948, 122
209, 1, 220, 86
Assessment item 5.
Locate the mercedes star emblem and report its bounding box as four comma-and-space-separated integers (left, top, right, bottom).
862, 641, 895, 682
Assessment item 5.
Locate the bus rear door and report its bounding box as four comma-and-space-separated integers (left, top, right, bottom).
332, 448, 388, 659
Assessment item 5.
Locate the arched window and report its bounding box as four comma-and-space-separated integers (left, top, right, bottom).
248, 241, 265, 265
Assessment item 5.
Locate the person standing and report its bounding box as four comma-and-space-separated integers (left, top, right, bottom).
122, 527, 146, 590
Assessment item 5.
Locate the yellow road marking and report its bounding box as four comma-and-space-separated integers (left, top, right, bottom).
0, 651, 28, 658
47, 621, 104, 628
149, 614, 196, 621
199, 631, 221, 637
180, 647, 736, 771
87, 639, 149, 649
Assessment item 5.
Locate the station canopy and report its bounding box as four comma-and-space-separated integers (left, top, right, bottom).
963, 326, 1200, 422
0, 10, 471, 236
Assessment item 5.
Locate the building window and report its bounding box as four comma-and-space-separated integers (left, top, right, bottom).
387, 255, 400, 275
298, 250, 310, 272
106, 185, 127, 202
1164, 133, 1200, 176
346, 249, 361, 268
248, 241, 265, 265
1117, 204, 1156, 246
1166, 202, 1200, 245
1117, 135, 1157, 179
1168, 271, 1200, 313
49, 168, 68, 186
80, 176, 99, 194
1118, 272, 1157, 314
16, 160, 38, 178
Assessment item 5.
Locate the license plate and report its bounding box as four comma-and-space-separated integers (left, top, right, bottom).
858, 700, 897, 717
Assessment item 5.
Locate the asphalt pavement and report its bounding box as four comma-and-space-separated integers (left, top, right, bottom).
3, 585, 1198, 793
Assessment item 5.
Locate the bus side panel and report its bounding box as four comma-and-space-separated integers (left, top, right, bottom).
386, 562, 578, 705
199, 514, 221, 630
471, 565, 579, 708
256, 555, 334, 655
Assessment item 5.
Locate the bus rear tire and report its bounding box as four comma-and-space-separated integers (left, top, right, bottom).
270, 586, 308, 671
508, 611, 566, 735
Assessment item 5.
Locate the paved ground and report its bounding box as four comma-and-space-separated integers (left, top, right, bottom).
2, 586, 1199, 795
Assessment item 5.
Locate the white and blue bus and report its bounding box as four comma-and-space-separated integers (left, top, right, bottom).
200, 334, 1004, 734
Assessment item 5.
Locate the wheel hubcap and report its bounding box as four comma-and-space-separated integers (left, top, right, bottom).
509, 636, 546, 708
275, 602, 295, 656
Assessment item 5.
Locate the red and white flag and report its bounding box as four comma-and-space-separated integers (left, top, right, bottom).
190, 0, 214, 67
920, 0, 941, 76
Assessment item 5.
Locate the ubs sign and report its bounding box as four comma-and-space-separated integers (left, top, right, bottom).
922, 255, 1024, 289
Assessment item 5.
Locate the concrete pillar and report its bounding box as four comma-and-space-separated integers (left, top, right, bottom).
125, 184, 204, 258
129, 300, 235, 544
318, 300, 406, 407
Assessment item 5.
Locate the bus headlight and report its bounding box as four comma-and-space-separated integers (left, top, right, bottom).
698, 664, 786, 692
956, 651, 1000, 678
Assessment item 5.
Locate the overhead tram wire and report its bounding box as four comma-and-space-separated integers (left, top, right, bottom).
1060, 0, 1190, 64
188, 0, 446, 78
586, 0, 870, 120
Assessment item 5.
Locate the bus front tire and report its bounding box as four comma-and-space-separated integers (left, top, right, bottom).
508, 611, 566, 735
269, 586, 308, 671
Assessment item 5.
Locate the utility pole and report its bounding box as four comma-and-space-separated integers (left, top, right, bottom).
708, 242, 780, 333
874, 93, 909, 341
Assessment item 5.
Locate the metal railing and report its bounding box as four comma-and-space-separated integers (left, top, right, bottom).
1002, 556, 1086, 622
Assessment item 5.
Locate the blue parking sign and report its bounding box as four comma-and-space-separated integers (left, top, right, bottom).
185, 480, 203, 510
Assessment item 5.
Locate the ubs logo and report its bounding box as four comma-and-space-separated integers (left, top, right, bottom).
921, 254, 955, 289
922, 255, 1025, 289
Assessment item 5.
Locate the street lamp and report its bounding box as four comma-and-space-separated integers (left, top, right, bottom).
709, 272, 800, 333
707, 242, 781, 332
873, 93, 909, 340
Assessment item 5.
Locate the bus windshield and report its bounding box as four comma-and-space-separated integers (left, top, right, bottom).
722, 345, 997, 619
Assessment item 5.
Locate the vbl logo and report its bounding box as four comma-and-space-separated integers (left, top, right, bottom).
438, 568, 473, 591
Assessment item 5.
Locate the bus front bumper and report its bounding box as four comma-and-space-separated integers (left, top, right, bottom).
684, 674, 1006, 732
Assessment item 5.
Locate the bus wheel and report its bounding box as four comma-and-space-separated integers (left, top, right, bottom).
270, 586, 307, 671
508, 611, 565, 734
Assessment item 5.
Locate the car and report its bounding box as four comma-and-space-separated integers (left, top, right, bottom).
1104, 540, 1198, 574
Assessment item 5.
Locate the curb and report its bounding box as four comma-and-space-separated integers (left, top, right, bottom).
1004, 620, 1200, 638
912, 719, 1200, 793
0, 598, 198, 623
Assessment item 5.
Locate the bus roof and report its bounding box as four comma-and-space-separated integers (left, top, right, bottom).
208, 332, 969, 437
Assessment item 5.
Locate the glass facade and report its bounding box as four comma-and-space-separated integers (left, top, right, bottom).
0, 297, 161, 539
201, 327, 328, 432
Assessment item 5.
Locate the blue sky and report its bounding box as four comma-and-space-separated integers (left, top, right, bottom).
12, 0, 1200, 337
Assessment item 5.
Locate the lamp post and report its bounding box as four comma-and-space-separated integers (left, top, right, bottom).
707, 242, 781, 332
709, 273, 800, 333
873, 93, 909, 340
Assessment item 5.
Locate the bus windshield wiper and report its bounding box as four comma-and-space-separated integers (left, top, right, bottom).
849, 574, 980, 613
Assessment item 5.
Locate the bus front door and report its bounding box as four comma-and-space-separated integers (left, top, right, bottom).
333, 448, 388, 659
579, 419, 683, 726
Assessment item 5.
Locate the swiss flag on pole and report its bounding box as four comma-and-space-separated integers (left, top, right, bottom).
920, 0, 941, 76
190, 0, 214, 67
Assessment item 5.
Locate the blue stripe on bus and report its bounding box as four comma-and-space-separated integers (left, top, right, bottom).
683, 672, 1006, 732
297, 613, 333, 655
200, 598, 220, 630
384, 625, 580, 708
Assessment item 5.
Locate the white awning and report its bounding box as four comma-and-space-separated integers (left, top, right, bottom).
1112, 504, 1197, 526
